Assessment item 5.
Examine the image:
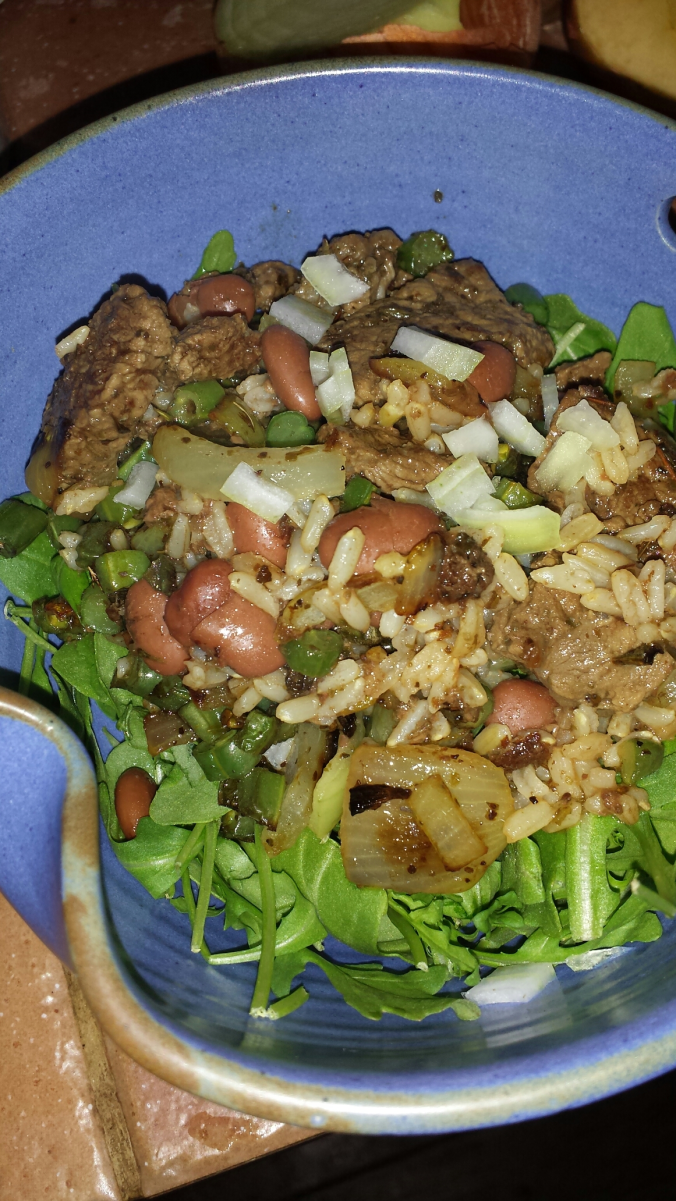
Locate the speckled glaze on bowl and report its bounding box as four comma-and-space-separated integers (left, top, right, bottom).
1, 62, 676, 1134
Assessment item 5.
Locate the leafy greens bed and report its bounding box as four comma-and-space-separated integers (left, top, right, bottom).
3, 227, 676, 1024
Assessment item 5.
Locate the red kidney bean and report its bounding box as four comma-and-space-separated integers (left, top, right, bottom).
125, 580, 189, 676
468, 340, 517, 403
164, 558, 233, 647
115, 767, 157, 839
487, 678, 557, 734
227, 502, 289, 569
260, 324, 320, 419
192, 594, 284, 677
167, 275, 256, 328
318, 497, 443, 575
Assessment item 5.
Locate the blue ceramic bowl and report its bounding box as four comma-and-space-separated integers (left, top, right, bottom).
2, 62, 676, 1134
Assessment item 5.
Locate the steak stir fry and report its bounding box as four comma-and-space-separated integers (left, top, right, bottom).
4, 225, 676, 1021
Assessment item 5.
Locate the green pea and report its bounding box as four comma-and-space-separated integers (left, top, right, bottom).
266, 411, 316, 447
282, 629, 343, 678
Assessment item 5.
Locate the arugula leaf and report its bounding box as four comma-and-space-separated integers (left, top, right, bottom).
389, 896, 478, 977
94, 632, 127, 688
0, 531, 58, 603
112, 817, 191, 897
54, 558, 89, 614
501, 838, 545, 907
150, 768, 221, 825
302, 951, 474, 1022
215, 837, 256, 881
273, 828, 393, 955
606, 302, 676, 392
544, 294, 616, 368
51, 633, 116, 713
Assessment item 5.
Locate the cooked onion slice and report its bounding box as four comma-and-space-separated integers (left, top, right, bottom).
408, 775, 487, 870
341, 745, 513, 893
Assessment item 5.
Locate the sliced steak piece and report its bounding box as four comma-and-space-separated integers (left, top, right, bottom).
26, 284, 176, 506
318, 258, 554, 406
235, 260, 299, 312
488, 730, 551, 771
169, 314, 260, 383
317, 423, 450, 492
489, 581, 674, 711
437, 530, 494, 601
555, 350, 612, 390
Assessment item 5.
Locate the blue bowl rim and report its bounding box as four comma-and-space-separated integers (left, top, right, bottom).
3, 59, 676, 1132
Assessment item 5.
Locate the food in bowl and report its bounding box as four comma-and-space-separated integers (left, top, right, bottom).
3, 224, 676, 1021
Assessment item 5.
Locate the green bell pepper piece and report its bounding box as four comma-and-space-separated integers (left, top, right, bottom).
151, 675, 192, 712
179, 701, 223, 743
340, 475, 376, 512
118, 440, 155, 481
493, 478, 539, 509
80, 584, 122, 634
95, 483, 142, 528
169, 379, 225, 425
282, 628, 343, 678
266, 411, 316, 447
95, 549, 150, 593
396, 229, 454, 278
46, 513, 82, 550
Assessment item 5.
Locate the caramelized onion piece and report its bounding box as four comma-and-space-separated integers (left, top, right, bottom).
408, 775, 487, 871
341, 744, 513, 893
395, 533, 444, 616
349, 783, 411, 816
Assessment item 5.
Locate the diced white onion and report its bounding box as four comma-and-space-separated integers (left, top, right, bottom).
557, 399, 620, 450
471, 495, 507, 513
443, 417, 499, 463
535, 430, 593, 492
264, 737, 295, 771
426, 453, 495, 519
464, 963, 556, 1004
220, 461, 294, 523
391, 326, 484, 382
268, 295, 333, 345
456, 505, 561, 555
316, 348, 355, 421
114, 461, 158, 508
301, 254, 370, 306
309, 350, 330, 385
490, 400, 546, 458
541, 374, 559, 431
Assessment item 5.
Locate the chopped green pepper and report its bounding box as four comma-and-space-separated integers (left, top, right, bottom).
144, 554, 177, 595
169, 379, 225, 425
209, 395, 265, 446
80, 584, 122, 634
151, 676, 192, 712
178, 701, 223, 743
493, 478, 539, 509
131, 524, 167, 556
340, 475, 376, 512
220, 810, 256, 842
230, 767, 285, 829
396, 230, 454, 278
192, 230, 236, 279
118, 440, 155, 481
494, 443, 521, 478
95, 482, 142, 528
76, 521, 116, 569
504, 283, 549, 326
0, 499, 48, 558
193, 730, 260, 780
238, 709, 278, 756
366, 703, 397, 745
32, 596, 82, 641
112, 652, 161, 696
266, 411, 316, 447
95, 549, 150, 593
617, 737, 664, 786
282, 629, 343, 678
46, 513, 81, 550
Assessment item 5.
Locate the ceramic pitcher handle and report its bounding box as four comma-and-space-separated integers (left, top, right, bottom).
0, 687, 98, 966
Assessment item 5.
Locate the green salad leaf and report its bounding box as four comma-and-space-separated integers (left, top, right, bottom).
606, 302, 676, 393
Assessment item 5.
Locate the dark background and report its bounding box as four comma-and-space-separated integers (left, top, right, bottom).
1, 2, 675, 1196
